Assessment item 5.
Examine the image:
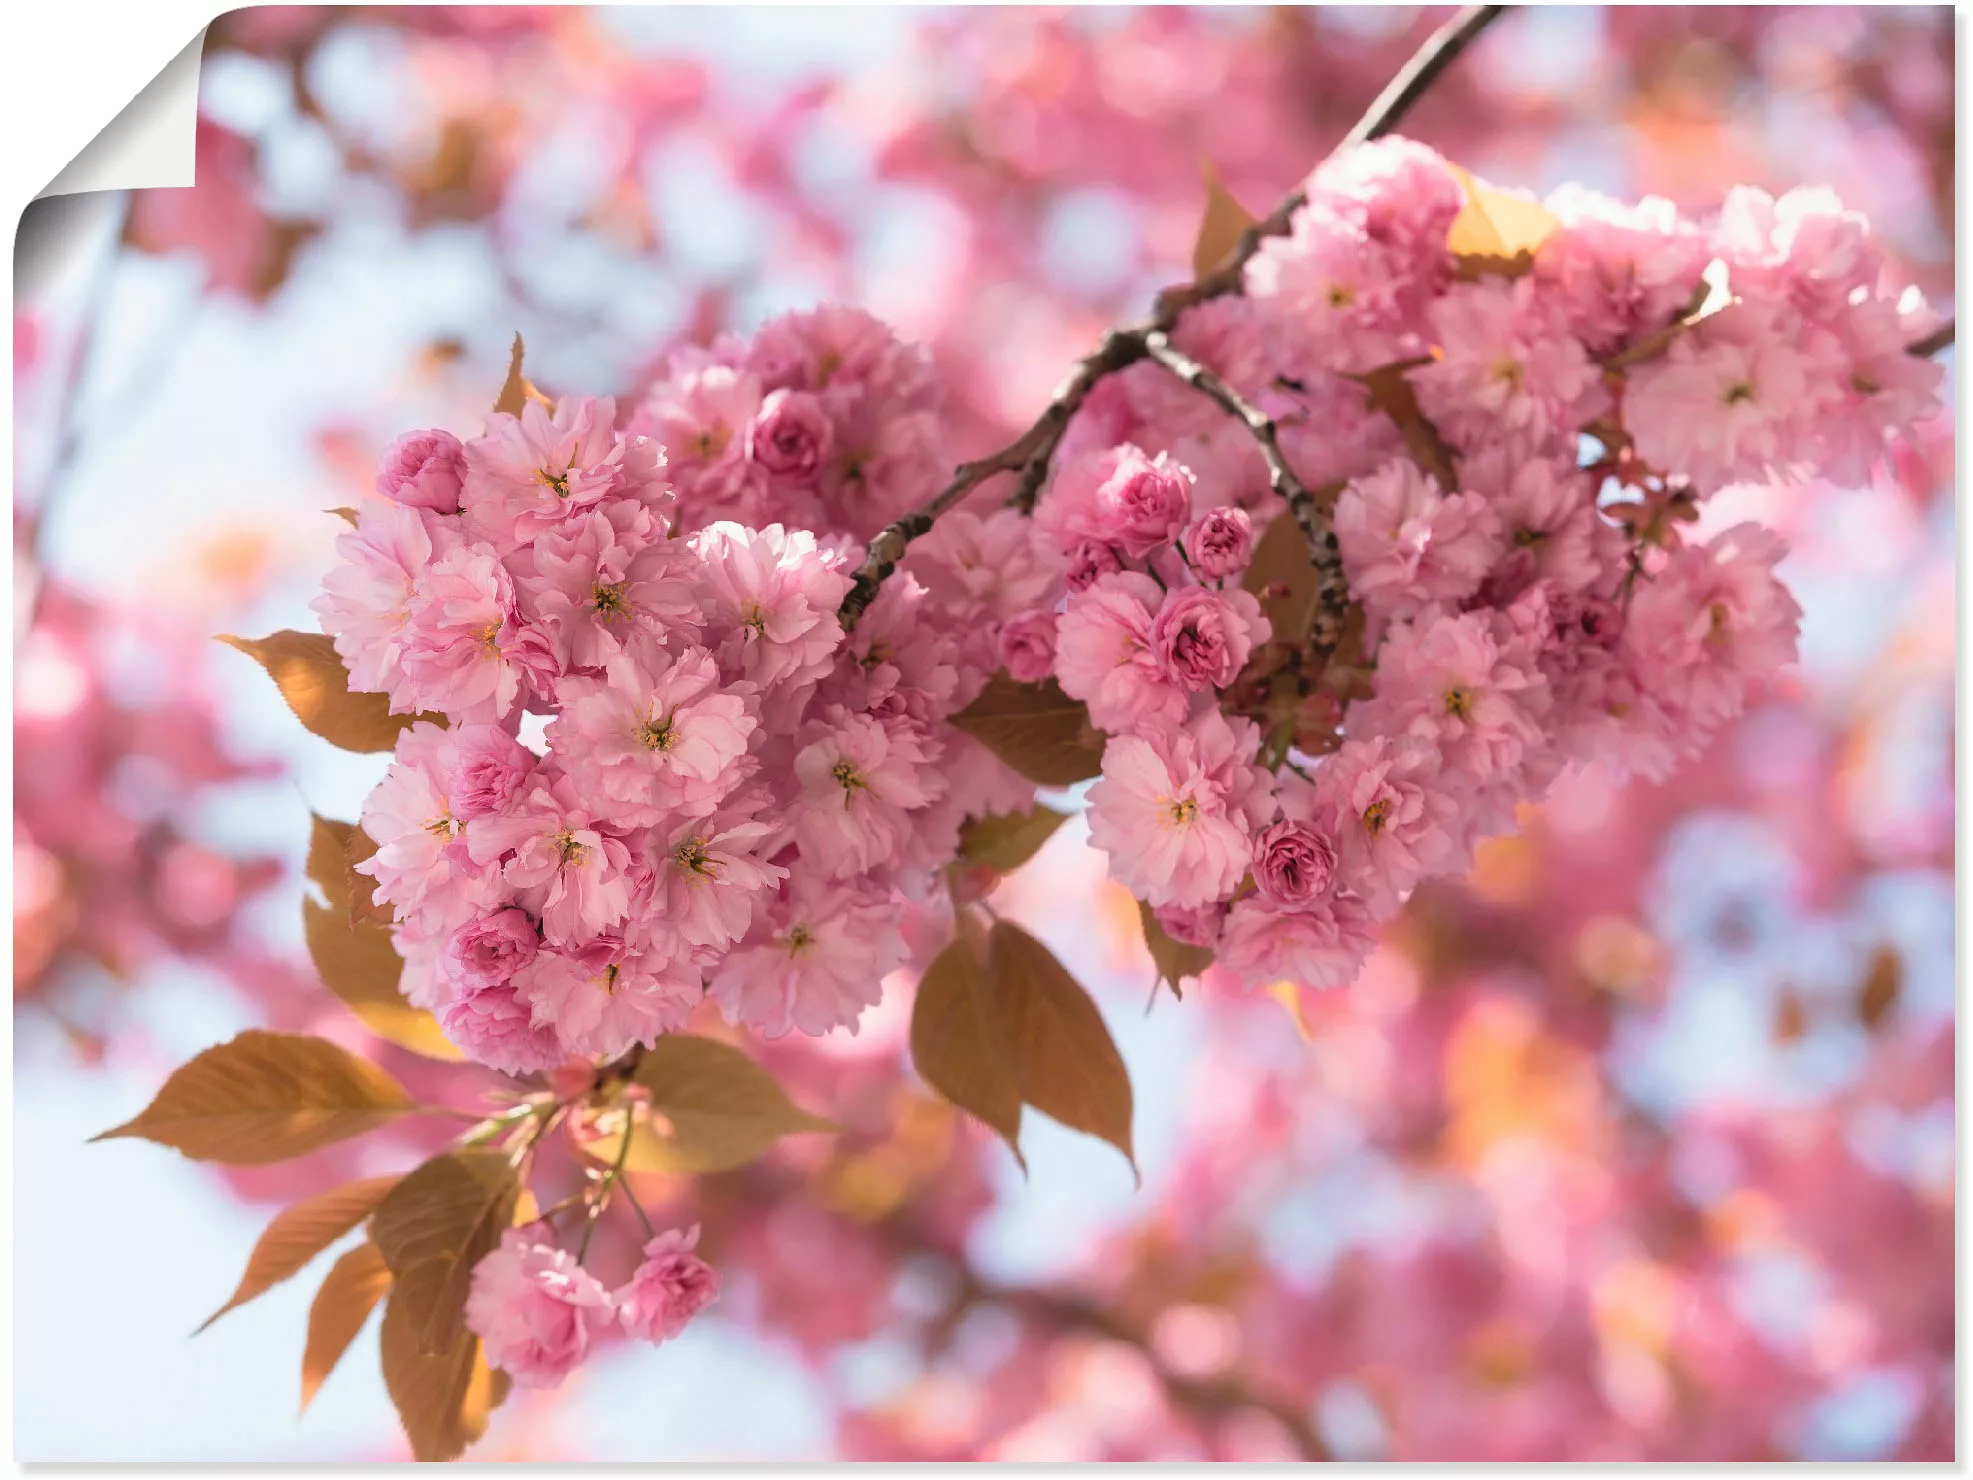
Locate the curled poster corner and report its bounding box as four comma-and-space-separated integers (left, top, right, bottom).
37, 28, 207, 200
18, 27, 206, 300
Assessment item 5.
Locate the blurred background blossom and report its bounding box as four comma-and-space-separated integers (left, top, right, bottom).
13, 5, 1953, 1461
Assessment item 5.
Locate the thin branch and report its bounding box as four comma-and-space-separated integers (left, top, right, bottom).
1140, 331, 1350, 657
834, 6, 1513, 628
836, 329, 1146, 623
961, 1273, 1332, 1461
1908, 318, 1955, 358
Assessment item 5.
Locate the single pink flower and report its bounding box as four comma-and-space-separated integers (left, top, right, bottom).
1181, 506, 1255, 580
514, 940, 698, 1060
554, 645, 757, 826
1149, 585, 1269, 694
749, 387, 834, 480
616, 1226, 720, 1344
1251, 819, 1337, 905
375, 428, 466, 513
1053, 571, 1187, 734
1086, 711, 1272, 910
466, 778, 634, 947
710, 879, 907, 1038
996, 611, 1059, 684
793, 708, 945, 878
465, 1227, 615, 1389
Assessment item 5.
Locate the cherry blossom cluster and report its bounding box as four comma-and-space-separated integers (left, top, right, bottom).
1028, 137, 1942, 999
315, 306, 1052, 1073
465, 1222, 718, 1389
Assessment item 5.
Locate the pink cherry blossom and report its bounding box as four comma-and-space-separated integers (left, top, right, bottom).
466, 777, 635, 947
996, 611, 1058, 684
1251, 819, 1337, 905
397, 544, 532, 722
1036, 444, 1195, 560
1086, 711, 1272, 910
1333, 460, 1502, 627
375, 428, 466, 513
794, 708, 945, 878
1307, 735, 1466, 919
312, 502, 450, 699
514, 939, 698, 1059
1214, 889, 1375, 993
616, 1226, 721, 1344
465, 1227, 616, 1389
517, 502, 700, 671
691, 522, 853, 694
554, 646, 757, 826
711, 879, 908, 1038
1053, 571, 1186, 734
1180, 506, 1255, 580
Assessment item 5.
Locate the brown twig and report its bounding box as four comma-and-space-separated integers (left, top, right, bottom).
1908, 318, 1955, 358
961, 1272, 1332, 1461
1139, 331, 1350, 657
835, 5, 1513, 628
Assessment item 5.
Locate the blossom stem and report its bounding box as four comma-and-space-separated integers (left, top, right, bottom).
578, 1105, 639, 1263
835, 5, 1512, 630
1908, 318, 1955, 358
1139, 331, 1351, 660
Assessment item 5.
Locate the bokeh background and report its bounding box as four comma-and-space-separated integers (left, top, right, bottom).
13, 5, 1955, 1461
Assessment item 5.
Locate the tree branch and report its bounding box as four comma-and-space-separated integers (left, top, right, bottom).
961, 1271, 1332, 1461
1908, 318, 1955, 358
835, 5, 1513, 628
1140, 331, 1350, 656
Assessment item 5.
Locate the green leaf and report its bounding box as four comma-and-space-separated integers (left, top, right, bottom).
958, 804, 1072, 873
93, 1030, 414, 1164
950, 675, 1106, 787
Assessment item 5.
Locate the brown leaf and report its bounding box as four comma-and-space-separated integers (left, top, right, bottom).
1137, 899, 1212, 998
1772, 989, 1810, 1045
991, 922, 1137, 1174
1357, 363, 1458, 489
582, 1035, 837, 1176
493, 332, 529, 417
93, 1030, 414, 1164
1605, 258, 1738, 370
217, 631, 443, 753
327, 507, 359, 526
492, 332, 552, 418
302, 1240, 392, 1411
1192, 157, 1257, 278
950, 675, 1106, 787
373, 1150, 520, 1356
303, 898, 461, 1062
959, 805, 1072, 874
1446, 162, 1560, 278
200, 1174, 401, 1331
306, 814, 389, 926
1857, 945, 1903, 1030
379, 1288, 498, 1461
1242, 509, 1321, 646
910, 928, 1025, 1167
